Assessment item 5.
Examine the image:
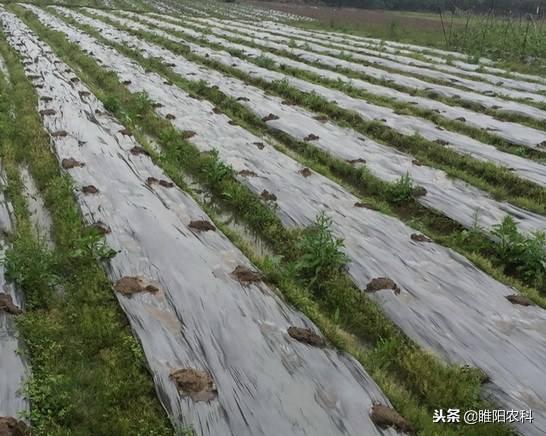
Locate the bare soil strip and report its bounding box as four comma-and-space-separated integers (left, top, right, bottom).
0, 9, 402, 436
20, 6, 546, 434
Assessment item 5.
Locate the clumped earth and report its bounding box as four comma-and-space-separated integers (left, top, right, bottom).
262, 113, 279, 122
260, 190, 277, 201
298, 167, 312, 177
82, 184, 99, 194
130, 146, 149, 156
170, 368, 217, 402
188, 219, 216, 232
89, 221, 111, 235
370, 403, 412, 433
113, 276, 161, 296
505, 294, 534, 306
365, 277, 401, 294
0, 293, 22, 315
287, 326, 325, 347
0, 417, 29, 436
231, 265, 263, 284
61, 157, 84, 169
410, 233, 432, 242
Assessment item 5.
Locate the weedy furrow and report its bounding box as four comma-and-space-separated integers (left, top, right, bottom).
219, 17, 546, 94
90, 8, 546, 190
161, 13, 546, 147
51, 5, 546, 235
148, 12, 546, 120
18, 6, 546, 435
1, 10, 403, 436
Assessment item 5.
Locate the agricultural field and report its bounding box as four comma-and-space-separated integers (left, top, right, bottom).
0, 0, 545, 435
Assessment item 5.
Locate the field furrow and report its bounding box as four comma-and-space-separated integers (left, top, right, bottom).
85, 8, 546, 191
149, 13, 546, 123
1, 10, 405, 436
50, 5, 546, 235
16, 6, 546, 435
157, 13, 546, 146
233, 17, 546, 93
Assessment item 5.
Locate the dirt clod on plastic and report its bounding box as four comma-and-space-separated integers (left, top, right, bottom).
298, 167, 312, 177
287, 326, 325, 347
61, 158, 84, 169
354, 201, 378, 210
189, 220, 216, 232
39, 108, 56, 116
347, 158, 366, 165
261, 190, 277, 201
0, 294, 22, 315
170, 368, 217, 402
113, 276, 160, 296
365, 277, 400, 295
0, 417, 29, 436
262, 113, 279, 122
182, 130, 197, 139
51, 130, 68, 138
90, 221, 111, 235
231, 265, 263, 284
505, 294, 534, 307
303, 133, 319, 141
238, 169, 258, 177
130, 146, 149, 156
82, 185, 99, 194
370, 403, 412, 433
410, 233, 432, 243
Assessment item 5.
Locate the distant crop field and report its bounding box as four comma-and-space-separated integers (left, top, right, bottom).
0, 1, 545, 435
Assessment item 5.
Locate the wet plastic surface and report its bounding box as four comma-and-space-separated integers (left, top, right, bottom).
229, 18, 546, 94
54, 7, 546, 235
109, 10, 545, 157
1, 10, 402, 436
170, 14, 546, 148
96, 9, 546, 185
18, 6, 546, 435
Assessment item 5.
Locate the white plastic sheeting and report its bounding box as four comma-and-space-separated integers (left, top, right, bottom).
158, 13, 546, 148
55, 6, 546, 235
0, 162, 28, 421
153, 13, 546, 122
22, 7, 546, 435
254, 19, 546, 86
225, 17, 546, 94
91, 9, 546, 183
1, 9, 402, 436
